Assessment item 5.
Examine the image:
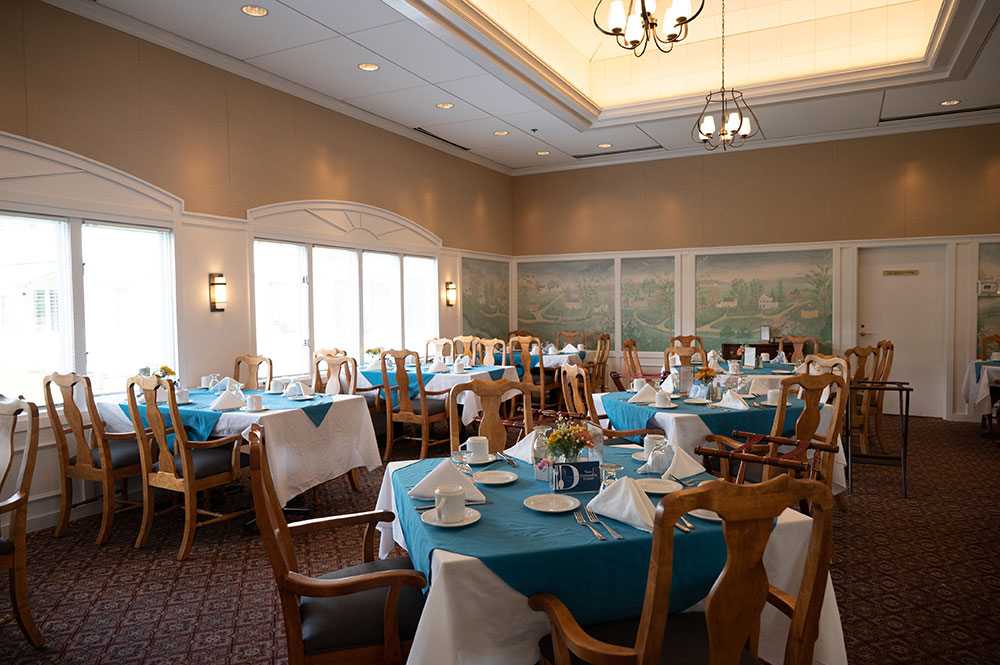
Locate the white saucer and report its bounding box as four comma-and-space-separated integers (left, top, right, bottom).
266, 389, 283, 394
635, 478, 682, 495
239, 406, 268, 412
523, 494, 580, 513
688, 508, 722, 521
420, 507, 481, 528
287, 395, 316, 401
175, 400, 194, 406
771, 369, 794, 374
468, 454, 498, 465
653, 403, 678, 409
736, 393, 756, 399
632, 451, 648, 462
760, 401, 792, 407
473, 469, 517, 485
684, 398, 711, 405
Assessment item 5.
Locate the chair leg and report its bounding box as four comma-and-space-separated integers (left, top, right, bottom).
835, 493, 848, 512
348, 468, 360, 491
54, 473, 72, 538
95, 477, 115, 545
177, 489, 199, 561
134, 479, 155, 549
383, 417, 395, 462
10, 551, 44, 647
873, 404, 889, 453
419, 423, 430, 460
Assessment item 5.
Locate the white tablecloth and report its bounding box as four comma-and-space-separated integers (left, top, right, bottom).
961, 361, 1000, 416
96, 394, 381, 505
375, 460, 847, 665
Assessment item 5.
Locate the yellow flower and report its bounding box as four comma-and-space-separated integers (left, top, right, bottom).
158, 365, 176, 377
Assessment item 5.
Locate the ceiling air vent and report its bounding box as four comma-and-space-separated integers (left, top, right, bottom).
573, 145, 664, 159
879, 103, 1000, 123
413, 127, 470, 151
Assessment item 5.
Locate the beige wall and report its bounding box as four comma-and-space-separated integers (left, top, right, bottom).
0, 0, 512, 254
511, 125, 1000, 255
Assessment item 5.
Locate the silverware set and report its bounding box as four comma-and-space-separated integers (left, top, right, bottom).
497, 451, 518, 467
585, 506, 623, 540
573, 510, 606, 541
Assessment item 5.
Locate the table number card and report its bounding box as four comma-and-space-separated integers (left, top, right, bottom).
550, 461, 600, 493
743, 346, 757, 369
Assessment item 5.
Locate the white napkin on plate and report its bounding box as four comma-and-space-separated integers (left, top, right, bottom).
504, 430, 536, 463
530, 344, 540, 354
428, 359, 449, 373
660, 374, 676, 393
282, 381, 313, 397
459, 355, 472, 367
708, 358, 725, 373
365, 358, 381, 371
668, 353, 680, 367
637, 446, 674, 474
210, 390, 245, 411
587, 477, 657, 532
662, 443, 705, 480
718, 389, 750, 410
560, 343, 579, 354
628, 383, 657, 403
407, 459, 485, 502
707, 350, 718, 364
545, 343, 557, 354
776, 351, 788, 364
209, 376, 242, 392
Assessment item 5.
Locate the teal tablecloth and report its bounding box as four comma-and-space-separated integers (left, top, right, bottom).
391, 447, 727, 625
602, 392, 806, 443
360, 365, 507, 407
975, 361, 1000, 381
735, 362, 797, 375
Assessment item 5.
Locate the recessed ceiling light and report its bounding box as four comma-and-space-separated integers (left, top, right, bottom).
939, 99, 960, 106
493, 130, 509, 136
536, 151, 550, 156
597, 143, 613, 148
241, 5, 268, 17
436, 102, 454, 109
358, 63, 380, 72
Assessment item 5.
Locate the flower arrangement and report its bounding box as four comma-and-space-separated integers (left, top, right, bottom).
545, 417, 594, 462
364, 347, 382, 356
139, 365, 176, 379
736, 344, 746, 357
694, 367, 717, 384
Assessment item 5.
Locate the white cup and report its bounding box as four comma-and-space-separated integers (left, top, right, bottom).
631, 378, 646, 392
655, 391, 671, 407
200, 376, 212, 388
992, 352, 1000, 362
434, 484, 466, 524
175, 388, 190, 403
766, 388, 781, 406
269, 379, 285, 392
453, 362, 466, 374
728, 360, 741, 374
760, 353, 770, 363
247, 394, 263, 411
643, 433, 665, 458
461, 436, 490, 463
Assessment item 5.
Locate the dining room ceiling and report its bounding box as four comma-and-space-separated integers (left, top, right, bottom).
49, 0, 1000, 173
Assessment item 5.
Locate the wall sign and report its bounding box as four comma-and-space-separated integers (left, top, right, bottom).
883, 270, 919, 276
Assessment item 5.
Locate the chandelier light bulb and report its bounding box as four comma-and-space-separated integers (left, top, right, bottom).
624, 13, 644, 44
700, 115, 716, 135
673, 0, 692, 21
739, 116, 752, 137
645, 0, 657, 15
608, 0, 627, 32
726, 111, 741, 133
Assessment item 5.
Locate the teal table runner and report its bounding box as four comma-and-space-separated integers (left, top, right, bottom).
975, 361, 1000, 382
494, 352, 579, 378
391, 447, 726, 625
602, 392, 806, 443
360, 365, 508, 406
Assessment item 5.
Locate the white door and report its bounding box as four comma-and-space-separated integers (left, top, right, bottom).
857, 245, 946, 417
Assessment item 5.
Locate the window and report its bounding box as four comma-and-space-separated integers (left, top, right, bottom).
254, 241, 310, 376
313, 247, 360, 358
0, 215, 73, 402
362, 252, 402, 351
403, 256, 439, 350
83, 223, 176, 395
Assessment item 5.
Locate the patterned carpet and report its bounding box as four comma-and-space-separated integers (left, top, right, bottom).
1, 418, 998, 664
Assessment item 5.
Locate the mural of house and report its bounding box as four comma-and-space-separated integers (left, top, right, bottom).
631, 297, 648, 308
565, 297, 583, 310
719, 296, 739, 308
801, 308, 819, 319
758, 294, 778, 310
526, 304, 540, 313
788, 290, 803, 301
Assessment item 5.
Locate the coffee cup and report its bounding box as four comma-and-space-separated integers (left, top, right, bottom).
460, 436, 490, 463
631, 378, 646, 392
766, 388, 781, 406
247, 394, 263, 411
269, 379, 285, 392
760, 353, 770, 363
200, 376, 212, 388
175, 388, 190, 403
643, 433, 665, 458
992, 352, 1000, 362
655, 391, 671, 408
452, 362, 466, 374
434, 484, 466, 524
728, 360, 741, 374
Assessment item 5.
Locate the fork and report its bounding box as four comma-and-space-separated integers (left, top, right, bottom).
573, 510, 606, 541
585, 506, 623, 540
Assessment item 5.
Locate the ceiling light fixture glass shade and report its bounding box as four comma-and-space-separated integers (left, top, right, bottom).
594, 0, 704, 56
691, 0, 762, 151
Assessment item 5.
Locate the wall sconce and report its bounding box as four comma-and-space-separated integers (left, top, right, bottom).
209, 273, 227, 312
444, 281, 457, 307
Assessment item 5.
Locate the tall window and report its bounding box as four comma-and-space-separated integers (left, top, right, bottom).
403, 256, 438, 350
254, 241, 310, 376
362, 252, 402, 351
313, 247, 360, 358
0, 215, 73, 401
82, 223, 176, 395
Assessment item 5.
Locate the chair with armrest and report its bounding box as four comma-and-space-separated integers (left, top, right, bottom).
452, 336, 479, 361
560, 364, 664, 446
234, 354, 274, 391
425, 338, 454, 362
779, 336, 820, 363
508, 329, 532, 338
248, 424, 426, 665
844, 345, 879, 454
126, 375, 251, 560
529, 475, 834, 665
0, 395, 44, 647
868, 339, 895, 452
802, 354, 849, 403
669, 335, 705, 350
448, 379, 534, 453
621, 339, 663, 382
662, 345, 702, 368
43, 372, 143, 545
556, 331, 585, 349
311, 354, 362, 492
381, 350, 450, 462
472, 338, 507, 366
583, 333, 611, 393
509, 335, 561, 417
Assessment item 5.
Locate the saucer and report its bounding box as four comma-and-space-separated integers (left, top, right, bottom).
653, 403, 678, 409
175, 400, 194, 406
239, 406, 268, 413
468, 454, 498, 465
760, 400, 792, 407
266, 389, 283, 394
684, 398, 711, 405
523, 494, 580, 513
688, 508, 722, 521
287, 395, 316, 401
631, 451, 648, 462
771, 369, 794, 374
473, 470, 517, 485
636, 478, 682, 495
420, 507, 481, 528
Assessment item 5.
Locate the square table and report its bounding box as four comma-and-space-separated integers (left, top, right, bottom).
374, 447, 847, 665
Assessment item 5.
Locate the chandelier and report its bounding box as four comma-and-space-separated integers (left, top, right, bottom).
692, 0, 761, 150
593, 0, 705, 56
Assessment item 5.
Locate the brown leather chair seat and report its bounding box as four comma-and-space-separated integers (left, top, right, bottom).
70, 437, 140, 469
152, 448, 250, 479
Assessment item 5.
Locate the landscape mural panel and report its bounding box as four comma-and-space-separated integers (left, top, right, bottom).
979, 242, 1000, 350
621, 256, 675, 351
461, 257, 509, 340
695, 250, 833, 353
516, 259, 615, 347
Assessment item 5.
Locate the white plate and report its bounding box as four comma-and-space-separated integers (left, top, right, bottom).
473, 470, 517, 485
287, 395, 317, 401
265, 389, 283, 394
239, 406, 268, 412
653, 403, 678, 409
175, 400, 194, 406
632, 451, 648, 462
420, 507, 481, 528
760, 401, 792, 407
688, 508, 722, 521
523, 494, 580, 513
468, 454, 498, 465
736, 394, 756, 399
635, 478, 682, 495
684, 398, 711, 405
771, 369, 794, 374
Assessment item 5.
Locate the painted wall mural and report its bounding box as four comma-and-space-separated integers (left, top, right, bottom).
621, 256, 675, 351
979, 242, 1000, 352
461, 257, 509, 340
517, 259, 615, 346
694, 250, 833, 353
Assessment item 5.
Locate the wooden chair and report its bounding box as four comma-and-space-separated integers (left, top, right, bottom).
556, 331, 585, 349
621, 339, 662, 382
662, 345, 702, 367
802, 354, 849, 403
452, 336, 479, 361
472, 338, 507, 366
425, 338, 454, 361
982, 335, 1000, 361
844, 345, 879, 454
234, 354, 274, 390
509, 335, 561, 414
43, 372, 143, 545
448, 380, 534, 453
247, 424, 426, 665
0, 395, 44, 647
868, 339, 895, 452
779, 336, 820, 363
381, 350, 450, 462
529, 475, 834, 665
508, 329, 532, 338
126, 375, 251, 560
560, 364, 664, 446
584, 333, 612, 392
669, 335, 704, 350
312, 354, 358, 395
314, 347, 347, 359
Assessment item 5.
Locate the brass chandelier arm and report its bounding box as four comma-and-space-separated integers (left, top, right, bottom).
593, 0, 705, 55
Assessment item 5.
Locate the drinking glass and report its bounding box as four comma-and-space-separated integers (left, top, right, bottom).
600, 462, 623, 492
451, 449, 473, 477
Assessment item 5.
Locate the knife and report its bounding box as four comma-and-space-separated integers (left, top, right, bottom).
498, 451, 518, 467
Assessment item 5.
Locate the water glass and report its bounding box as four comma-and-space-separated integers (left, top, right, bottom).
451, 449, 473, 477
600, 462, 623, 492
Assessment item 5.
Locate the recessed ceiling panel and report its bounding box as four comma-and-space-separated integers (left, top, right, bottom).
277, 0, 407, 34
349, 20, 486, 83
752, 91, 884, 139
438, 74, 542, 117
347, 85, 490, 128
502, 109, 660, 154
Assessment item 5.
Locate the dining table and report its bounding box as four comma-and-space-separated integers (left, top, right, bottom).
960, 359, 1000, 416
495, 351, 583, 379
660, 361, 801, 395
374, 446, 847, 665
96, 388, 381, 505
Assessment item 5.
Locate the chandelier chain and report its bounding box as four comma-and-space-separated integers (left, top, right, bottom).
721, 0, 725, 91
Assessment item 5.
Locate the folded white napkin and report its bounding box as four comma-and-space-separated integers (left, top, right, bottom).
662, 443, 705, 480
628, 384, 658, 403
660, 374, 676, 393
718, 389, 749, 410
530, 344, 540, 354
637, 445, 674, 474
560, 343, 579, 354
209, 376, 242, 392
365, 358, 381, 371
459, 355, 472, 367
587, 477, 657, 532
282, 381, 313, 397
210, 390, 245, 411
545, 344, 557, 354
505, 430, 536, 463
706, 349, 716, 364
428, 359, 449, 373
776, 351, 788, 364
668, 353, 680, 367
708, 358, 725, 373
407, 459, 485, 502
